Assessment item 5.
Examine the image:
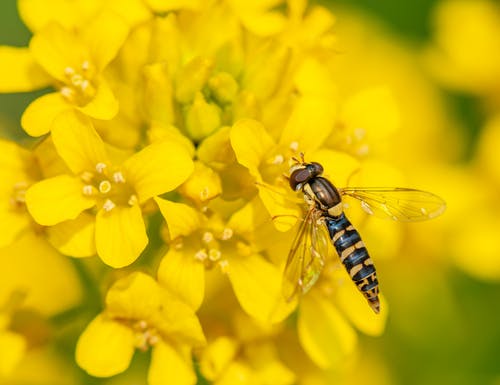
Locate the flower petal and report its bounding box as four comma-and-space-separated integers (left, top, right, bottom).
155, 198, 202, 240
0, 231, 84, 316
227, 253, 296, 323
148, 342, 196, 385
77, 79, 119, 120
81, 11, 130, 72
29, 22, 89, 81
199, 337, 239, 381
123, 141, 194, 203
95, 205, 148, 268
0, 331, 26, 376
106, 272, 161, 321
297, 293, 357, 368
21, 92, 71, 137
336, 285, 388, 337
157, 249, 205, 310
76, 314, 135, 377
25, 175, 95, 226
47, 211, 96, 257
230, 119, 275, 176
0, 46, 51, 92
51, 110, 108, 174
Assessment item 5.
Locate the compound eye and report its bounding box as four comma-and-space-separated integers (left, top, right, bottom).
289, 168, 311, 191
309, 162, 324, 176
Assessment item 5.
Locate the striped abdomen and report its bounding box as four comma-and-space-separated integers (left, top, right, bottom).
325, 213, 380, 313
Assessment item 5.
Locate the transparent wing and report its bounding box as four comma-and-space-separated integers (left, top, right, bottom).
282, 209, 328, 301
339, 187, 446, 222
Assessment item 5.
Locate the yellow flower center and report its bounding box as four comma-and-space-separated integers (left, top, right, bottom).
9, 181, 29, 211
190, 227, 234, 272
80, 163, 138, 212
60, 61, 97, 106
132, 320, 160, 352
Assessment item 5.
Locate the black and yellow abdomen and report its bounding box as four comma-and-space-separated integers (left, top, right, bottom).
325, 213, 380, 313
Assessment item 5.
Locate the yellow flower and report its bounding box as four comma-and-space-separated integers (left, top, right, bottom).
0, 11, 129, 136
25, 111, 194, 267
200, 312, 295, 385
76, 272, 205, 384
156, 197, 295, 323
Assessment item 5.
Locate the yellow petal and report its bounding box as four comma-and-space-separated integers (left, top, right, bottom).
336, 284, 388, 336
0, 46, 51, 92
95, 205, 148, 268
227, 254, 296, 323
76, 314, 135, 377
25, 175, 95, 226
257, 187, 299, 232
217, 361, 253, 385
0, 231, 84, 316
298, 293, 357, 369
0, 330, 26, 376
157, 290, 206, 346
123, 141, 194, 203
106, 272, 161, 321
155, 198, 202, 240
18, 0, 101, 32
29, 22, 89, 81
157, 249, 205, 310
199, 337, 239, 381
47, 211, 96, 257
0, 206, 31, 248
148, 342, 196, 385
309, 148, 360, 187
147, 122, 195, 157
77, 79, 119, 120
81, 11, 129, 71
145, 0, 202, 12
230, 119, 275, 176
179, 161, 222, 205
21, 92, 71, 137
51, 110, 108, 174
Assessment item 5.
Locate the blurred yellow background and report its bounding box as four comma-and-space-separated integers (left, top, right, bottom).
1, 0, 500, 384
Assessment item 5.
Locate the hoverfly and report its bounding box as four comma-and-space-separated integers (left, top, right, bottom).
283, 156, 446, 313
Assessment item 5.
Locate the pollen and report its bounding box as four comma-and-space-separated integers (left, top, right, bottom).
82, 185, 94, 196
98, 180, 112, 194
102, 199, 116, 212
202, 232, 214, 243
113, 171, 126, 183
221, 228, 233, 240
272, 154, 285, 165
64, 66, 75, 76
60, 86, 74, 99
95, 162, 107, 173
128, 194, 138, 206
290, 141, 299, 152
194, 249, 208, 261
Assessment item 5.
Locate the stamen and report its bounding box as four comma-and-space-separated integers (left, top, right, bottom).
148, 335, 159, 345
357, 144, 369, 156
208, 248, 221, 261
200, 187, 210, 201
64, 66, 75, 76
113, 171, 126, 183
82, 185, 94, 196
102, 199, 116, 212
354, 128, 366, 140
95, 162, 107, 173
290, 141, 299, 152
272, 154, 284, 164
221, 228, 233, 241
194, 249, 208, 261
60, 86, 74, 98
81, 60, 90, 71
99, 180, 111, 194
202, 232, 214, 244
128, 194, 138, 206
218, 259, 229, 273
81, 171, 94, 183
80, 79, 90, 91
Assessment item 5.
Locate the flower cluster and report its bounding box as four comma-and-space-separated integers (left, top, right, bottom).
0, 1, 460, 384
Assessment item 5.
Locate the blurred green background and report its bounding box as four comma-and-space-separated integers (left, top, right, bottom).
1, 1, 499, 385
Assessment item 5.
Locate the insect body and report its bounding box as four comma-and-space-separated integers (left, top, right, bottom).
283, 160, 446, 314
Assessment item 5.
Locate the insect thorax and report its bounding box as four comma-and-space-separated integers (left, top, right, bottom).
303, 177, 343, 217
